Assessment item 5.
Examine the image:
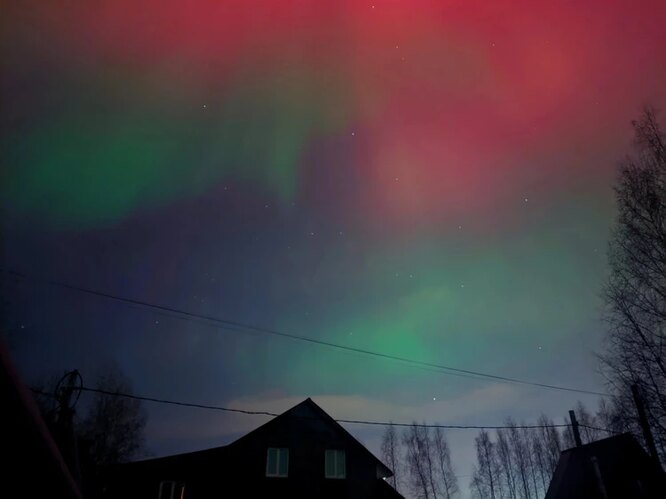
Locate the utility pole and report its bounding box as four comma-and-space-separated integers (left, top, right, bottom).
568, 410, 582, 447
55, 370, 82, 485
631, 384, 662, 470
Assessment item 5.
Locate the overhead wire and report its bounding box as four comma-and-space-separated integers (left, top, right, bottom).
71, 386, 594, 431
4, 268, 609, 397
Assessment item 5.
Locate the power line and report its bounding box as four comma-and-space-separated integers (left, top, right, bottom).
578, 424, 619, 435
33, 385, 619, 435
76, 386, 577, 431
4, 268, 609, 397
80, 387, 280, 417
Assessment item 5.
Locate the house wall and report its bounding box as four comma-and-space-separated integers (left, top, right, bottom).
102, 402, 388, 499
221, 402, 381, 498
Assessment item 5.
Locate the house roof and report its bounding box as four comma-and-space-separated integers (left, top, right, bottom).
377, 477, 405, 498
228, 397, 393, 478
120, 398, 393, 479
545, 433, 665, 499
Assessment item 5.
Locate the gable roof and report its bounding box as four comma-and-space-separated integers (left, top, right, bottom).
296, 398, 393, 477
545, 433, 665, 499
119, 398, 393, 479
229, 398, 393, 478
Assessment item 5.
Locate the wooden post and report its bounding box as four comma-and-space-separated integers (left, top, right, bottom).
569, 410, 582, 447
56, 370, 82, 485
631, 384, 662, 470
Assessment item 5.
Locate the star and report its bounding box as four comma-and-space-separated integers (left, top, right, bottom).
524, 197, 529, 202
203, 104, 207, 109
433, 397, 437, 401
460, 284, 465, 288
351, 131, 355, 136
155, 320, 159, 325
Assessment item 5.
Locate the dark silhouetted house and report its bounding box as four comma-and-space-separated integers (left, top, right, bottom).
103, 398, 403, 498
545, 433, 665, 499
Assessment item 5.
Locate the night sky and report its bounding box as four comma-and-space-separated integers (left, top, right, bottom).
2, 1, 666, 495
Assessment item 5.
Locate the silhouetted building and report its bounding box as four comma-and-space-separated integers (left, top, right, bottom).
103, 398, 402, 498
545, 433, 665, 499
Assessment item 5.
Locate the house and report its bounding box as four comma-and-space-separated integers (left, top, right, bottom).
102, 398, 403, 498
545, 432, 665, 499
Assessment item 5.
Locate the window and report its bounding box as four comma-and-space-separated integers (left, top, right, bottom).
158, 481, 185, 499
266, 448, 289, 477
325, 449, 346, 479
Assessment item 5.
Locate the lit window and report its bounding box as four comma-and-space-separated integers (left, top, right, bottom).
325, 449, 346, 479
266, 448, 289, 477
158, 481, 185, 499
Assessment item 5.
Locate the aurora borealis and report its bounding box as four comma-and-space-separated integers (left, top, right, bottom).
2, 1, 666, 494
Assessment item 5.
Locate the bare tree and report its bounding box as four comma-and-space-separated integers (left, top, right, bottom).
30, 373, 62, 430
421, 426, 440, 498
381, 424, 402, 493
574, 401, 605, 444
506, 419, 532, 499
474, 426, 564, 499
404, 424, 433, 499
522, 427, 540, 499
474, 430, 497, 499
79, 368, 147, 466
495, 429, 517, 499
470, 466, 489, 499
402, 423, 459, 499
535, 414, 561, 475
528, 429, 548, 496
596, 396, 631, 435
433, 427, 458, 498
601, 107, 666, 463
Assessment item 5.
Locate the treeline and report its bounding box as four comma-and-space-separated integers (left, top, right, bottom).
32, 366, 147, 498
600, 107, 666, 466
380, 108, 665, 499
470, 417, 557, 499
468, 401, 618, 499
469, 106, 666, 499
381, 423, 459, 498
380, 399, 627, 499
